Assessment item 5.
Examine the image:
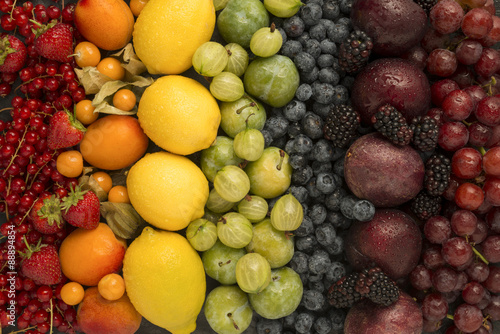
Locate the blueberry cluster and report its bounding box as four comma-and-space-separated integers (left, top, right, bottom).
253, 1, 382, 333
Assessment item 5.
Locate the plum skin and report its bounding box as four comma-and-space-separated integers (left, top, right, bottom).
344, 291, 423, 334
345, 208, 422, 280
344, 132, 425, 208
351, 58, 431, 125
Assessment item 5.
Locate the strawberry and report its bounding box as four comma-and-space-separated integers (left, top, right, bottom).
20, 240, 63, 285
61, 186, 100, 230
0, 34, 27, 73
29, 193, 65, 235
47, 108, 86, 150
33, 20, 73, 63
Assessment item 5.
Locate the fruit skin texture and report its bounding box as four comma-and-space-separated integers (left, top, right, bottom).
345, 208, 422, 280
59, 223, 127, 286
34, 22, 74, 63
61, 187, 100, 230
133, 0, 215, 74
20, 244, 63, 286
126, 151, 209, 231
47, 109, 86, 150
123, 227, 206, 334
29, 193, 65, 235
344, 291, 423, 334
351, 58, 431, 125
79, 115, 149, 170
344, 132, 424, 207
350, 0, 427, 56
0, 34, 27, 73
137, 75, 220, 156
76, 287, 142, 334
74, 0, 134, 51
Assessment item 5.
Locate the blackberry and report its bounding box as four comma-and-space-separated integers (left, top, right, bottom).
410, 191, 442, 221
323, 104, 360, 148
413, 0, 437, 13
424, 153, 452, 196
410, 116, 439, 152
338, 30, 373, 74
372, 104, 413, 146
327, 267, 400, 308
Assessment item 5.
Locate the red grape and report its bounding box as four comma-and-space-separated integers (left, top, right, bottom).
424, 215, 452, 244
438, 121, 469, 151
474, 48, 500, 79
426, 48, 458, 77
432, 266, 458, 293
429, 0, 464, 35
453, 303, 484, 333
451, 147, 483, 180
442, 89, 474, 121
481, 235, 500, 263
450, 209, 478, 237
483, 266, 500, 293
462, 281, 485, 305
442, 236, 474, 268
421, 292, 449, 321
483, 176, 500, 206
409, 264, 433, 290
455, 182, 484, 211
466, 261, 490, 283
483, 146, 500, 177
455, 39, 483, 65
461, 8, 493, 39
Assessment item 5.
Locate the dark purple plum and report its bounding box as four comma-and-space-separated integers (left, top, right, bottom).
344, 132, 424, 207
345, 208, 422, 280
351, 58, 431, 125
344, 291, 423, 334
350, 0, 427, 56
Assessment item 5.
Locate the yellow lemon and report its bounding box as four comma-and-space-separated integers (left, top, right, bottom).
137, 75, 221, 156
123, 227, 206, 334
133, 0, 215, 74
126, 151, 209, 231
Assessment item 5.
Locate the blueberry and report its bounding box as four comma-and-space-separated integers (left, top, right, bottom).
311, 82, 335, 104
301, 112, 324, 140
324, 235, 344, 255
261, 128, 274, 147
327, 23, 350, 43
308, 279, 325, 293
321, 38, 338, 56
295, 235, 318, 253
339, 0, 353, 15
308, 249, 331, 275
283, 99, 307, 122
287, 121, 302, 138
308, 203, 327, 225
293, 134, 314, 154
340, 195, 357, 219
295, 83, 313, 101
297, 32, 311, 47
294, 52, 316, 73
306, 177, 323, 198
308, 272, 324, 283
300, 3, 323, 26
289, 185, 309, 204
341, 75, 356, 90
331, 56, 341, 71
314, 317, 333, 334
311, 160, 333, 176
325, 261, 346, 283
315, 172, 338, 194
318, 67, 340, 85
336, 16, 351, 27
292, 165, 314, 185
309, 139, 337, 162
301, 289, 325, 311
331, 84, 349, 105
284, 138, 296, 154
316, 53, 335, 68
277, 27, 287, 44
328, 308, 346, 331
352, 199, 376, 221
280, 39, 303, 59
308, 23, 326, 41
295, 215, 314, 237
299, 66, 319, 84
289, 154, 309, 170
333, 157, 345, 176
256, 318, 283, 334
312, 101, 331, 119
283, 311, 298, 330
324, 187, 346, 211
264, 115, 289, 139
283, 15, 305, 38
304, 39, 322, 59
315, 223, 336, 246
271, 136, 287, 149
295, 312, 315, 334
290, 251, 310, 274
322, 0, 340, 20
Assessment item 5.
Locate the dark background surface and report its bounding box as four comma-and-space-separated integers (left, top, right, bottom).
2, 0, 500, 334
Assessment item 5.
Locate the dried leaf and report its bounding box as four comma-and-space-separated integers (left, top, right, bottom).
78, 169, 108, 201
101, 202, 146, 239
74, 66, 113, 95
94, 101, 137, 116
111, 43, 147, 75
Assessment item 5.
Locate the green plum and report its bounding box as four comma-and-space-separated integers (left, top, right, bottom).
244, 146, 292, 199
202, 240, 247, 285
220, 96, 266, 138
204, 285, 253, 334
244, 55, 299, 107
249, 266, 303, 319
217, 0, 269, 49
245, 218, 294, 268
200, 136, 244, 182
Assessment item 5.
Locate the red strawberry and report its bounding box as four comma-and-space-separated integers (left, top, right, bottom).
20, 241, 63, 285
0, 34, 27, 73
29, 193, 65, 235
61, 186, 100, 230
47, 109, 86, 150
33, 20, 73, 63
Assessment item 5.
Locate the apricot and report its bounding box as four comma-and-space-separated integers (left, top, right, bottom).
79, 115, 149, 170
77, 287, 142, 334
74, 0, 134, 51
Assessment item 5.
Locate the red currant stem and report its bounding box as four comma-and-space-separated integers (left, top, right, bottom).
9, 0, 18, 19
446, 314, 454, 320
49, 298, 54, 334
8, 326, 37, 333
14, 74, 61, 92
27, 151, 57, 190
4, 123, 29, 173
478, 146, 487, 156
0, 107, 13, 113
472, 245, 489, 265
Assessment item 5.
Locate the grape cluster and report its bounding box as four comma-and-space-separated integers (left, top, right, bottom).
0, 1, 84, 333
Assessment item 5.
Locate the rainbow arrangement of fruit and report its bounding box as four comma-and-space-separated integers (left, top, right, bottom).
0, 0, 498, 333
